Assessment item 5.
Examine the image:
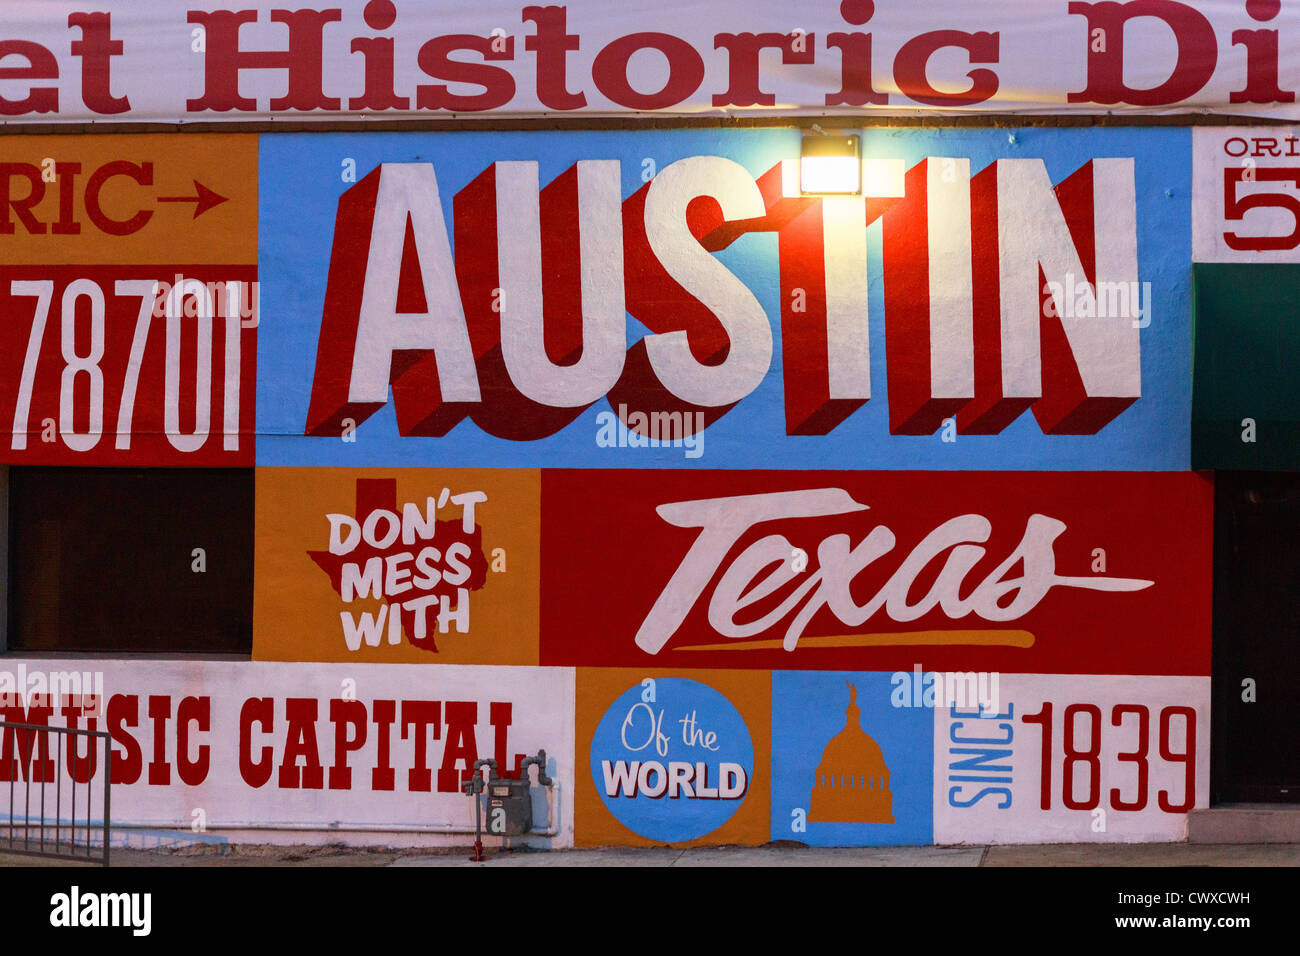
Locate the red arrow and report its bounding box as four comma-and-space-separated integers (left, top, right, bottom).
157, 180, 228, 219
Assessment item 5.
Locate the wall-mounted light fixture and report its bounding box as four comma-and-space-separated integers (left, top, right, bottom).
800, 132, 860, 195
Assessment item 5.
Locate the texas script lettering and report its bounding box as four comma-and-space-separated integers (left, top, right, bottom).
634, 489, 1154, 654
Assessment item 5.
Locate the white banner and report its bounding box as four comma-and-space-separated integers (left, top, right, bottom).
3, 1, 1300, 123
0, 660, 576, 845
1194, 125, 1300, 261
933, 675, 1209, 845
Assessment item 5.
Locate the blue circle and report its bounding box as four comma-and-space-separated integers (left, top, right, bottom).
590, 678, 753, 842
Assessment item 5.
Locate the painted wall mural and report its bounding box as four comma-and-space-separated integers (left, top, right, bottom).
1189, 126, 1300, 466
772, 672, 932, 847
575, 669, 770, 847
257, 127, 1192, 470
0, 660, 576, 844
932, 675, 1209, 844
5, 2, 1300, 123
540, 470, 1212, 675
0, 124, 1222, 848
1193, 125, 1300, 263
589, 676, 755, 843
0, 134, 258, 465
254, 468, 538, 664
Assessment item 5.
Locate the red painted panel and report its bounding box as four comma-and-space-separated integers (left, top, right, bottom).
541, 470, 1212, 675
0, 265, 256, 465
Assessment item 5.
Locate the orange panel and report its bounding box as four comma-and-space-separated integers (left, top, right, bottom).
253, 468, 539, 666
0, 134, 257, 265
575, 668, 771, 847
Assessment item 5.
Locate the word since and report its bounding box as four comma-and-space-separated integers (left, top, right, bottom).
947, 703, 1015, 810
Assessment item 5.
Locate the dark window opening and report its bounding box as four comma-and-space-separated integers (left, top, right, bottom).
1211, 471, 1300, 803
7, 468, 253, 655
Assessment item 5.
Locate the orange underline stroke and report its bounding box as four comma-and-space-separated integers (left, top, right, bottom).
676, 630, 1036, 652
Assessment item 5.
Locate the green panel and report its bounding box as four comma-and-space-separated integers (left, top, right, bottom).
1192, 263, 1300, 470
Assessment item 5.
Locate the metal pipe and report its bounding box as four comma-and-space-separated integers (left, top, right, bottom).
1, 783, 564, 838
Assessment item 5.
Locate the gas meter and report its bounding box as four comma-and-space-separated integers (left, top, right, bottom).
462, 750, 552, 861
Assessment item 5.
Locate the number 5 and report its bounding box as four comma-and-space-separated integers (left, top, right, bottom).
1223, 167, 1300, 251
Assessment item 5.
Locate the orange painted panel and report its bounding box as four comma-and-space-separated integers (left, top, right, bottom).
253, 468, 539, 665
0, 134, 257, 264
575, 668, 771, 847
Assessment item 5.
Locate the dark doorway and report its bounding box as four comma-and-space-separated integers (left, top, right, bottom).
1212, 471, 1300, 803
7, 467, 253, 655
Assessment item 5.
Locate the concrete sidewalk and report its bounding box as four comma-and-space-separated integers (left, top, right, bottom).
2, 841, 1297, 867
391, 842, 1300, 867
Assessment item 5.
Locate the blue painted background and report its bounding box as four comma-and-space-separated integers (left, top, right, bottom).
257, 127, 1192, 469
589, 677, 754, 843
770, 671, 933, 847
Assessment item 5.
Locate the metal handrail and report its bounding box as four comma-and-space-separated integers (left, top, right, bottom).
0, 718, 112, 866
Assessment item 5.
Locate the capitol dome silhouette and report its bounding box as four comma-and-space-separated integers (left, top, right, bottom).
808, 681, 894, 824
